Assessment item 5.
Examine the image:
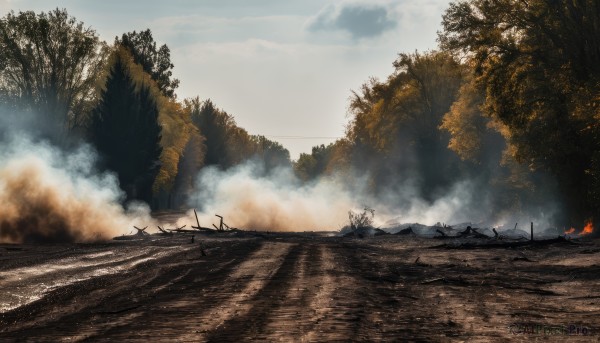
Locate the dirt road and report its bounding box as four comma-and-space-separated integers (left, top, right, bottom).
0, 234, 599, 342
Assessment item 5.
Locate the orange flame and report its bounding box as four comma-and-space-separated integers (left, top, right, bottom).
580, 220, 594, 235
564, 227, 575, 235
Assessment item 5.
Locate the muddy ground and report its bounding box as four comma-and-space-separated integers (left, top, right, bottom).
0, 232, 599, 342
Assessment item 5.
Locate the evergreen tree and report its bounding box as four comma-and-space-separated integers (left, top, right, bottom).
91, 51, 162, 204
116, 29, 179, 99
191, 99, 231, 168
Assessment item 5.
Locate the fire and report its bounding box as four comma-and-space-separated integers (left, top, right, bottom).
581, 220, 594, 235
564, 220, 594, 236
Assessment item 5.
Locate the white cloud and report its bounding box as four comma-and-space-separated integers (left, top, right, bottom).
0, 0, 11, 14
149, 15, 308, 46
0, 0, 453, 159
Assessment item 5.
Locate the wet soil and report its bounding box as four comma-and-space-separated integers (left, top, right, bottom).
0, 233, 599, 342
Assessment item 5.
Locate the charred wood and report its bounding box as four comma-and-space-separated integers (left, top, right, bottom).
395, 227, 414, 235
431, 236, 578, 249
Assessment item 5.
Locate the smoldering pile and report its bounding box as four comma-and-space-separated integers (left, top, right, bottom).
340, 220, 581, 249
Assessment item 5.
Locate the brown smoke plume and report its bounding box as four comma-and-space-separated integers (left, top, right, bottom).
0, 138, 153, 243
183, 163, 358, 231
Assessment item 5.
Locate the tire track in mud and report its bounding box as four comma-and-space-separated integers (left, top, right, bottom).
203, 243, 304, 341
0, 246, 183, 313
78, 240, 291, 342
3, 236, 600, 341
0, 239, 263, 341
204, 242, 361, 342
179, 241, 295, 342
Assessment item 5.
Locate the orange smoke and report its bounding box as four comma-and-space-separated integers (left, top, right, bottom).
0, 151, 154, 243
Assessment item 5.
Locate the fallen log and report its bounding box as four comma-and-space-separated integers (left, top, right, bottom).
157, 226, 171, 234
173, 229, 208, 233
113, 227, 150, 240
156, 226, 173, 236
189, 209, 216, 231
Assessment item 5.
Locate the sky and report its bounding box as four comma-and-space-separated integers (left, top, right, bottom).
0, 0, 452, 159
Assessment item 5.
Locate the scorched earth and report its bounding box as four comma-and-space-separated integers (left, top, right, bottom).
0, 231, 599, 342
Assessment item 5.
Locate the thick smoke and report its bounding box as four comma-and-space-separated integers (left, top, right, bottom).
375, 176, 562, 233
183, 157, 562, 233
186, 162, 359, 231
0, 134, 154, 243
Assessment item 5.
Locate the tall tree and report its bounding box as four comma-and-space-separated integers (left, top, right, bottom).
346, 51, 465, 200
116, 29, 179, 99
188, 98, 290, 172
250, 135, 291, 171
91, 49, 162, 204
0, 8, 107, 136
439, 0, 600, 222
191, 99, 233, 168
153, 97, 205, 209
294, 143, 335, 181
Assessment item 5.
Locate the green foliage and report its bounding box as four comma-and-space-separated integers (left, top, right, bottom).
345, 51, 465, 200
169, 133, 205, 208
91, 48, 162, 204
153, 99, 203, 199
440, 73, 489, 162
294, 143, 336, 181
439, 0, 600, 221
190, 98, 233, 168
0, 8, 107, 136
190, 98, 290, 171
116, 29, 179, 99
250, 135, 291, 171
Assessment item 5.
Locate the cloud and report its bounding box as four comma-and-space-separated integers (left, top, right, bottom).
306, 2, 398, 39
0, 0, 11, 14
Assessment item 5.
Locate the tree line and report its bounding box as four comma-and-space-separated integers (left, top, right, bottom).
0, 9, 290, 209
295, 0, 599, 226
1, 3, 598, 225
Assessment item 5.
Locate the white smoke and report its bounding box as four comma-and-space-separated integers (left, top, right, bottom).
185, 161, 359, 231
182, 159, 561, 233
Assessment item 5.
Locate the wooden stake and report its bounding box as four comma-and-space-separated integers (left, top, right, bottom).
530, 222, 534, 241
216, 215, 224, 231
193, 209, 201, 230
